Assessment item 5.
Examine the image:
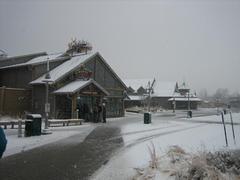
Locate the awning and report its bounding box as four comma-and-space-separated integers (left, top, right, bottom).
53, 79, 109, 96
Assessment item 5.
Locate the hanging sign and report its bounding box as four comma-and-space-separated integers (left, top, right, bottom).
74, 65, 92, 80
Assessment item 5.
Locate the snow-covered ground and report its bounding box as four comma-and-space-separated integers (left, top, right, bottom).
181, 112, 240, 124
91, 113, 240, 180
3, 124, 95, 157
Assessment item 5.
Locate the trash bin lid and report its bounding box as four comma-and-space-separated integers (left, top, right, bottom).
25, 120, 33, 122
27, 114, 42, 118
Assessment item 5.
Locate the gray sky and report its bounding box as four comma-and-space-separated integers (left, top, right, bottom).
1, 0, 240, 95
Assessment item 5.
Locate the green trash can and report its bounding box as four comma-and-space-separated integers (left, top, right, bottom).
25, 120, 33, 137
144, 112, 151, 124
26, 114, 42, 136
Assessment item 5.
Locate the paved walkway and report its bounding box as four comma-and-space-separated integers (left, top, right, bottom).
0, 125, 123, 180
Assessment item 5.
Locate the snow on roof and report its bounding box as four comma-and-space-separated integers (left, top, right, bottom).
168, 97, 201, 102
124, 78, 154, 92
0, 52, 65, 69
124, 79, 177, 97
152, 81, 177, 97
126, 95, 147, 101
30, 52, 95, 84
53, 79, 109, 95
27, 53, 64, 64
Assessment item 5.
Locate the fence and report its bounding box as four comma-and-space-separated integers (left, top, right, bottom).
0, 86, 31, 116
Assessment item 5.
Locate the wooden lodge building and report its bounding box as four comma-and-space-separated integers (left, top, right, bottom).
0, 49, 127, 120
124, 79, 201, 110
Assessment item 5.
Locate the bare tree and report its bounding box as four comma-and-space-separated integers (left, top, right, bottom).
213, 88, 229, 103
198, 88, 208, 100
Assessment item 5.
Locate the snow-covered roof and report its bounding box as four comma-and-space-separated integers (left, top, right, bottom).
0, 52, 66, 69
124, 78, 154, 92
53, 79, 109, 95
127, 95, 147, 101
152, 81, 177, 97
0, 49, 7, 60
30, 52, 95, 84
124, 79, 177, 97
168, 97, 201, 102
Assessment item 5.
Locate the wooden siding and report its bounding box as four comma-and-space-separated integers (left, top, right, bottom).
0, 87, 31, 116
0, 67, 32, 88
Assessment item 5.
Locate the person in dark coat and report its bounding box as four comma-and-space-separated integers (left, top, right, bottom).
93, 104, 98, 123
102, 103, 106, 123
98, 104, 102, 123
83, 103, 89, 122
0, 127, 7, 158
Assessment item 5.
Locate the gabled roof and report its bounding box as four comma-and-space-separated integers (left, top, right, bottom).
124, 78, 154, 92
124, 79, 177, 97
53, 79, 109, 95
30, 52, 127, 89
152, 81, 177, 97
96, 53, 127, 89
0, 52, 66, 69
0, 52, 47, 68
30, 52, 95, 84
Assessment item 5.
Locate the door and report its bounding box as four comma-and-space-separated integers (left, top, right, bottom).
77, 96, 101, 122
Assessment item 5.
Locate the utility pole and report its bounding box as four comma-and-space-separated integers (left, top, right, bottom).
173, 97, 176, 113
42, 59, 53, 134
147, 79, 155, 112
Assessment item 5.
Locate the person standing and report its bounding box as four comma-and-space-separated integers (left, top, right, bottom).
93, 104, 98, 123
98, 103, 103, 123
0, 127, 7, 158
102, 103, 106, 123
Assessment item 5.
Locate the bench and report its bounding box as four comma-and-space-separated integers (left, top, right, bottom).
0, 120, 25, 129
0, 119, 84, 129
48, 119, 84, 127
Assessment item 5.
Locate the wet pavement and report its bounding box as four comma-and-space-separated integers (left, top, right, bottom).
0, 125, 123, 180
0, 111, 222, 180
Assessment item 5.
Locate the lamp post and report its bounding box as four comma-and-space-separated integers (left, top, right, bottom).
172, 91, 176, 113
173, 97, 176, 113
42, 59, 53, 134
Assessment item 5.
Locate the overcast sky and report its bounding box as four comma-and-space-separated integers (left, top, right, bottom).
0, 0, 240, 95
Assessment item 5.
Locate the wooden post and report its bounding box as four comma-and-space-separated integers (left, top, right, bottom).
229, 111, 236, 145
0, 86, 6, 113
18, 119, 22, 138
221, 112, 228, 147
71, 93, 77, 119
122, 98, 125, 117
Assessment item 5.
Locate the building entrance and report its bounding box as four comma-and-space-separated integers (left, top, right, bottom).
77, 96, 102, 122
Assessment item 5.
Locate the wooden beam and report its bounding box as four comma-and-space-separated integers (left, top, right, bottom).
71, 93, 77, 119
0, 86, 5, 113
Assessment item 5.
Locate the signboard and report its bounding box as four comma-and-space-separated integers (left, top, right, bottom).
74, 65, 92, 80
